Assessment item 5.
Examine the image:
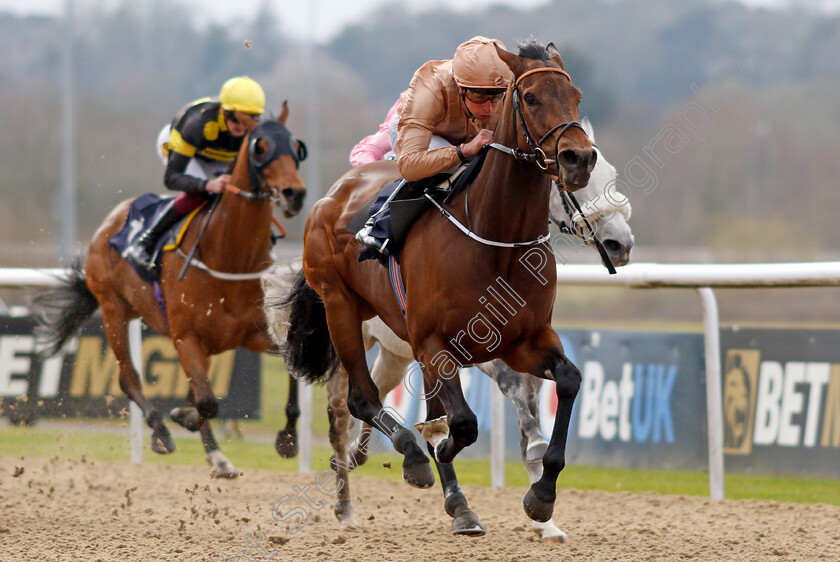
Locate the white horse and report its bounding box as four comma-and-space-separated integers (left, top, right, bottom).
262, 118, 633, 542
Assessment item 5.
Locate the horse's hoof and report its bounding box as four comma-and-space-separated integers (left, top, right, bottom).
533, 520, 568, 543
452, 511, 486, 536
151, 428, 175, 455
415, 416, 449, 445
402, 458, 435, 489
207, 451, 238, 479
213, 467, 239, 479
523, 487, 555, 523
338, 513, 357, 528
274, 430, 298, 458
401, 440, 434, 488
541, 535, 567, 544
170, 407, 202, 432
402, 462, 435, 489
524, 441, 548, 465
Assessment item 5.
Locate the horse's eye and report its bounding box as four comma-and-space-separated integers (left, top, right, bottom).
523, 93, 537, 106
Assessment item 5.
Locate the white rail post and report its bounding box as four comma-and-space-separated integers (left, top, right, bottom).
697, 288, 724, 499
127, 319, 144, 464
298, 379, 312, 473
490, 378, 505, 488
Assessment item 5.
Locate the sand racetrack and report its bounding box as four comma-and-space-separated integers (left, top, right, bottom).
1, 455, 839, 561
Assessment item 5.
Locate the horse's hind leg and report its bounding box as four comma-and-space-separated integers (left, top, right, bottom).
322, 293, 433, 489
326, 368, 356, 527
348, 345, 411, 467
275, 372, 300, 458
100, 301, 175, 454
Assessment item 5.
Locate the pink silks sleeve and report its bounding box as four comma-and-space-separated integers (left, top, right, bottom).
348, 94, 404, 168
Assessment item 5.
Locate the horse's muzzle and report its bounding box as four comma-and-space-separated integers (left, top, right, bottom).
556, 147, 596, 191
280, 187, 306, 217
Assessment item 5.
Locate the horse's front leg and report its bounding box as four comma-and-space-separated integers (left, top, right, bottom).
511, 329, 581, 523
478, 360, 567, 542
414, 351, 478, 465
169, 336, 237, 478
418, 393, 485, 536
478, 359, 548, 464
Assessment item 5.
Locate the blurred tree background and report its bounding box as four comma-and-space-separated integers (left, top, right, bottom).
1, 0, 839, 321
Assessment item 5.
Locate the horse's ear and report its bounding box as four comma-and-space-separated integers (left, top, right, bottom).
546, 42, 565, 69
493, 42, 525, 77
581, 117, 595, 142
278, 100, 289, 124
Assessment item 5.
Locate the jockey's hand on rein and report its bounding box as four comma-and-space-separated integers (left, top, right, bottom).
205, 174, 230, 194
462, 129, 494, 158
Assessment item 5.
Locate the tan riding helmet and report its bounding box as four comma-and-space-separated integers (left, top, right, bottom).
451, 36, 513, 90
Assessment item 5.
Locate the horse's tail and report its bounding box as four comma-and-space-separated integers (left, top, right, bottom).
278, 267, 339, 384
261, 259, 303, 346
33, 258, 100, 358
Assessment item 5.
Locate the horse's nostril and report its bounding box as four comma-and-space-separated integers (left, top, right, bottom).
604, 240, 623, 254
281, 187, 296, 200
560, 150, 582, 170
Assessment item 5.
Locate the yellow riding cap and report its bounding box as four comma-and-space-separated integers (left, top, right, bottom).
219, 76, 266, 115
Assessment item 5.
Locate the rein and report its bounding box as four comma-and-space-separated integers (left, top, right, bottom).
224, 184, 288, 237
424, 193, 551, 248
552, 189, 617, 275
174, 248, 276, 280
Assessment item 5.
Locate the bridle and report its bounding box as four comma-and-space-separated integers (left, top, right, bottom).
488, 66, 587, 171
427, 63, 615, 272
180, 120, 308, 276
425, 67, 587, 249
228, 120, 308, 203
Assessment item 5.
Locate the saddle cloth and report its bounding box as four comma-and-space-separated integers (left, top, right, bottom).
108, 193, 207, 283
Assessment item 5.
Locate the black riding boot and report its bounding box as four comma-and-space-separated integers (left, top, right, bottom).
124, 202, 184, 269
354, 179, 407, 256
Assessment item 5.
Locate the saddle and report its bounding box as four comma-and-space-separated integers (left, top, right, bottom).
347, 149, 488, 266
108, 194, 208, 283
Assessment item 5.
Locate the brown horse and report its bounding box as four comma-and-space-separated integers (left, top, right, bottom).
282, 39, 594, 526
35, 105, 306, 477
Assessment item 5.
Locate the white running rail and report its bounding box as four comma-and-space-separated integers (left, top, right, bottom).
5, 262, 840, 497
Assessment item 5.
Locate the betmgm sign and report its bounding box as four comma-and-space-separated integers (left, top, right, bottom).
0, 316, 260, 421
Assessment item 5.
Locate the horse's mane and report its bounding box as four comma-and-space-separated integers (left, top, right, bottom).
516, 37, 548, 62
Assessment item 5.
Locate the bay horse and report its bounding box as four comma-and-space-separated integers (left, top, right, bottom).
262, 117, 632, 539
35, 105, 306, 478
282, 39, 594, 526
